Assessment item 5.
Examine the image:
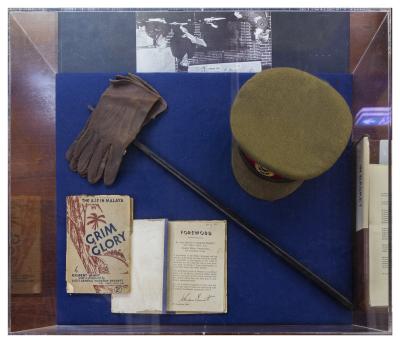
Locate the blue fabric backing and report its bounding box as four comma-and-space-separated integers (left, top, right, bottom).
58, 12, 136, 72
56, 73, 353, 325
271, 12, 349, 73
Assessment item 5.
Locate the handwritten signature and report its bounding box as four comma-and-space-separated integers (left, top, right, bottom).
179, 292, 215, 302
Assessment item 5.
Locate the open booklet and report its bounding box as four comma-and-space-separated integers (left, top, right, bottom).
112, 219, 227, 314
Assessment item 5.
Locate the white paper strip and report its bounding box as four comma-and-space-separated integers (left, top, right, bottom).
112, 219, 167, 314
368, 164, 389, 307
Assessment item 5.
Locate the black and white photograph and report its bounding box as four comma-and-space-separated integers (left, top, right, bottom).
136, 10, 272, 72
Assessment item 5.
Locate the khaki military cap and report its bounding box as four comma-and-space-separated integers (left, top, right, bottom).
230, 67, 352, 201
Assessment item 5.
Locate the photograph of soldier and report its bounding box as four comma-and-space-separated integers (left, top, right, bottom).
136, 11, 272, 72
169, 21, 206, 71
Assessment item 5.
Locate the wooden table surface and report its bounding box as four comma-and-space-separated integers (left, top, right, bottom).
9, 11, 57, 332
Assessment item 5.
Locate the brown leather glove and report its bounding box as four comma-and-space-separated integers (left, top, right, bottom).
112, 73, 166, 124
66, 74, 167, 185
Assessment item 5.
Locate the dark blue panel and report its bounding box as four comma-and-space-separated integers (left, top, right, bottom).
58, 12, 136, 72
271, 12, 349, 73
56, 72, 353, 325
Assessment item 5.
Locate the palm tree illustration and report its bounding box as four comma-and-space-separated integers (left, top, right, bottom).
87, 213, 106, 231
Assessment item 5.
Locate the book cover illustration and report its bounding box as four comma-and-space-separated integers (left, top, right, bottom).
66, 195, 132, 294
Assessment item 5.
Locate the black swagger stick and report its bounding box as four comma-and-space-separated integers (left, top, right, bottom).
133, 141, 353, 310
89, 100, 350, 309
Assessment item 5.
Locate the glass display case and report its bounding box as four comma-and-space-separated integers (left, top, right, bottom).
9, 8, 391, 334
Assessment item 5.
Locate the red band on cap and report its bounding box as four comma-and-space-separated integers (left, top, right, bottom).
239, 149, 293, 183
